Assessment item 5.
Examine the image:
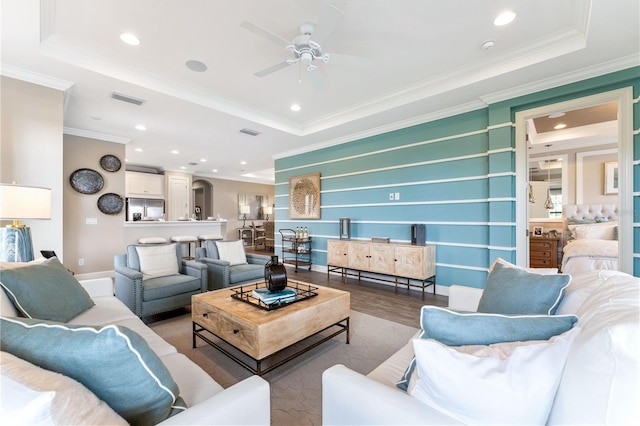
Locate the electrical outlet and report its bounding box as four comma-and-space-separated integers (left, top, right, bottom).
389, 192, 395, 200
78, 258, 84, 266
395, 192, 400, 200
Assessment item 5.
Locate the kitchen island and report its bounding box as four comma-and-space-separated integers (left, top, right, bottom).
123, 220, 228, 246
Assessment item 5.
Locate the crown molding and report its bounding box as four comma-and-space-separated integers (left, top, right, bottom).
64, 127, 130, 144
0, 63, 73, 91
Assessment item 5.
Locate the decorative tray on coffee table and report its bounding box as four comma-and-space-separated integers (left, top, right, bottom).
230, 281, 318, 311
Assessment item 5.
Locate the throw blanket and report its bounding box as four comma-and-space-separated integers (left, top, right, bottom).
562, 239, 618, 271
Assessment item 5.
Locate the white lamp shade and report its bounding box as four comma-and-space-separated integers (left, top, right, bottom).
264, 206, 273, 215
0, 184, 52, 220
240, 205, 251, 215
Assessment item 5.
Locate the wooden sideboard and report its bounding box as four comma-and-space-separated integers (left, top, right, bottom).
529, 236, 560, 269
327, 240, 436, 300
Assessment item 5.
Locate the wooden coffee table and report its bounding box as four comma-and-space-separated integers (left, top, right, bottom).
192, 280, 350, 375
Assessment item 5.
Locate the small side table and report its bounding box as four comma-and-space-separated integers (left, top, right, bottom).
238, 227, 253, 246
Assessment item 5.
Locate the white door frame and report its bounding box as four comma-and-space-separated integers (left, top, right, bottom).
514, 87, 633, 274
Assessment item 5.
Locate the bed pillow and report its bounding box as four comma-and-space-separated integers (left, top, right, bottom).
0, 317, 186, 425
215, 240, 247, 265
0, 257, 94, 322
408, 327, 581, 425
571, 224, 616, 240
478, 262, 570, 315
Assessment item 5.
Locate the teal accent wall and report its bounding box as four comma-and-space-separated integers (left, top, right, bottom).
274, 67, 640, 289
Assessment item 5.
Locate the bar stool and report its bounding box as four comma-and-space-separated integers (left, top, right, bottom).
138, 237, 168, 244
198, 234, 224, 247
170, 235, 198, 260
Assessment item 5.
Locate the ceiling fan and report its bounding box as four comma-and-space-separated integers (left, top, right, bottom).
240, 3, 367, 82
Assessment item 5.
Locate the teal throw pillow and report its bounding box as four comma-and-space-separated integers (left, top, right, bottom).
477, 262, 570, 315
0, 317, 186, 426
396, 305, 578, 391
0, 257, 94, 322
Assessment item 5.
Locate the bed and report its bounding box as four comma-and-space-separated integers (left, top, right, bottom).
561, 204, 619, 275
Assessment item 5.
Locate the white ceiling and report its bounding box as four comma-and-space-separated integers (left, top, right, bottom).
1, 0, 638, 183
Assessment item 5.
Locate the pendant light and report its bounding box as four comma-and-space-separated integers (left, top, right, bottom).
527, 133, 535, 204
544, 144, 554, 210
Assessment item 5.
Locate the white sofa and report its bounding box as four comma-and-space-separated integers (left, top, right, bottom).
323, 269, 640, 425
1, 276, 270, 425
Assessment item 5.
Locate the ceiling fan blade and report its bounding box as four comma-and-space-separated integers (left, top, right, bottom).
311, 3, 344, 44
240, 21, 290, 48
328, 53, 371, 69
254, 61, 291, 77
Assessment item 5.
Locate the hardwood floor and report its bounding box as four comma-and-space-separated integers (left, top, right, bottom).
247, 247, 448, 329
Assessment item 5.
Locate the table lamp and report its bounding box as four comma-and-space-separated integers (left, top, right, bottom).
0, 183, 52, 262
240, 205, 250, 227
264, 206, 273, 221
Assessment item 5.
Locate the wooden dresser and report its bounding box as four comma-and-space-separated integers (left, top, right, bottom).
529, 236, 560, 268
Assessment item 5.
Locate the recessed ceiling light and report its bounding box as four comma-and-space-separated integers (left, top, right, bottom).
180, 166, 186, 170
134, 148, 143, 152
554, 123, 567, 130
200, 158, 207, 162
171, 150, 179, 154
135, 124, 146, 131
290, 103, 301, 112
240, 161, 247, 165
494, 10, 516, 26
185, 60, 208, 72
120, 33, 140, 46
212, 169, 218, 173
548, 112, 566, 119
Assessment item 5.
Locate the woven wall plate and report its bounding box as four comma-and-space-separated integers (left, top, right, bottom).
97, 193, 124, 215
99, 154, 122, 172
70, 168, 104, 194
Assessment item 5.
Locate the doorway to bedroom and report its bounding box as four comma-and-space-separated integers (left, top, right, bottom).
515, 87, 633, 274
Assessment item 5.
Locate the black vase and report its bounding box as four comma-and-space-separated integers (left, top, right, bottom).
264, 255, 287, 292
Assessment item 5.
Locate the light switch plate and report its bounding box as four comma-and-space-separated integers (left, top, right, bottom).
86, 218, 98, 225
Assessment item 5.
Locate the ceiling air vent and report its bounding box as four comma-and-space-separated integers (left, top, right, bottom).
111, 91, 146, 106
239, 128, 260, 136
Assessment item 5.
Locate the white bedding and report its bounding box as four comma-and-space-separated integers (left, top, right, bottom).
561, 239, 619, 275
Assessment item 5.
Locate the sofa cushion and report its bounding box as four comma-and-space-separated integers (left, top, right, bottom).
142, 274, 202, 301
229, 263, 265, 284
0, 317, 186, 426
396, 306, 578, 391
547, 271, 640, 425
0, 257, 95, 322
215, 240, 247, 266
477, 262, 570, 315
135, 244, 180, 278
408, 327, 581, 425
1, 351, 127, 425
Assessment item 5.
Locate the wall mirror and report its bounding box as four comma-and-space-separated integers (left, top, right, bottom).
238, 194, 270, 221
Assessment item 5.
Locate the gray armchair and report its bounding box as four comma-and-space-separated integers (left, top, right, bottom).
114, 243, 207, 317
196, 239, 270, 290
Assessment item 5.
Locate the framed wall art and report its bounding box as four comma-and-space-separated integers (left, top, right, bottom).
604, 161, 618, 195
289, 173, 320, 219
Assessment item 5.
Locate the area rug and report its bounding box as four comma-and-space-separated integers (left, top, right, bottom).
149, 309, 418, 425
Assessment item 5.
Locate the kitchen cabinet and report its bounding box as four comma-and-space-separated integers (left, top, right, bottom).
327, 240, 436, 300
125, 171, 164, 199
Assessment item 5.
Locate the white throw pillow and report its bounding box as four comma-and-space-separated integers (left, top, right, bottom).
1, 374, 55, 425
488, 257, 558, 275
135, 244, 179, 278
568, 223, 616, 240
408, 327, 581, 425
215, 240, 248, 266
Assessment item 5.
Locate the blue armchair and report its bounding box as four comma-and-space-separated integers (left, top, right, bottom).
114, 243, 207, 317
196, 239, 270, 290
